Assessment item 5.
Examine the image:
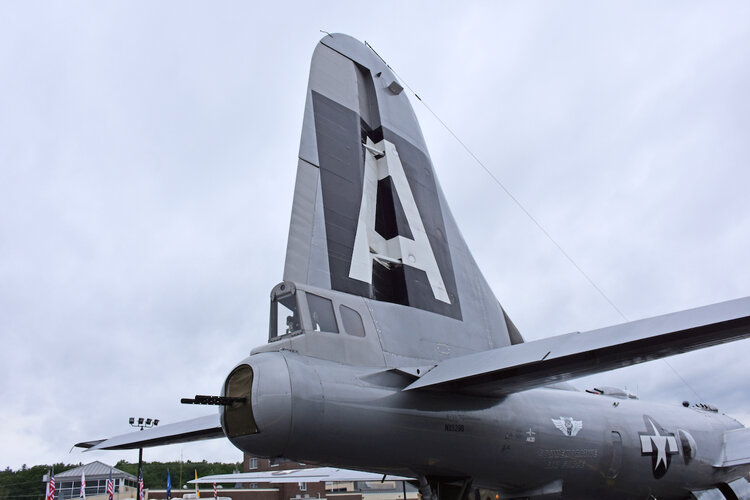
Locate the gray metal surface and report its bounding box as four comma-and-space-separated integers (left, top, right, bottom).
281, 32, 517, 364
226, 350, 750, 499
251, 282, 387, 366
283, 160, 321, 286
727, 477, 750, 499
404, 295, 750, 394
190, 467, 412, 484
691, 489, 728, 500
81, 414, 222, 450
718, 426, 750, 467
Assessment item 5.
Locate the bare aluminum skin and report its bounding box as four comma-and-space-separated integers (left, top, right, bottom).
227, 350, 748, 499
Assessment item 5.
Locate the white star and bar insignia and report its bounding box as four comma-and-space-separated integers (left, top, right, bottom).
639, 415, 679, 477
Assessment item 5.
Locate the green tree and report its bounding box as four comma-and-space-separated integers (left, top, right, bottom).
113, 461, 241, 490
0, 464, 77, 500
0, 461, 241, 500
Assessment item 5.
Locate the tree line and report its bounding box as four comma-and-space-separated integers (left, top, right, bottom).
0, 461, 242, 500
114, 460, 241, 490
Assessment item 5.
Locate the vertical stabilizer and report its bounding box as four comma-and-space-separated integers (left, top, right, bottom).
283, 34, 523, 365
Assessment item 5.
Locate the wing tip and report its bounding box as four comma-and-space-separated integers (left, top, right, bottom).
74, 439, 105, 450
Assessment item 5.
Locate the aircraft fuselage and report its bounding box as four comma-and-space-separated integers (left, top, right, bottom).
222, 351, 748, 499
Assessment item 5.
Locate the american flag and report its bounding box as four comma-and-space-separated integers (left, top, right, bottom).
213, 483, 217, 499
138, 468, 144, 500
106, 469, 114, 500
46, 471, 55, 500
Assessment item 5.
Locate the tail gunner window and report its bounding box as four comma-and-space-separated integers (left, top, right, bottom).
269, 283, 342, 339
271, 291, 301, 339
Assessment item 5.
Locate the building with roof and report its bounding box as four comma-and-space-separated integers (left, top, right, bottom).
44, 461, 138, 500
148, 455, 323, 500
147, 454, 418, 500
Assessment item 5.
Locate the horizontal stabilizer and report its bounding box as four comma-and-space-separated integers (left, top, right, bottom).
716, 427, 750, 468
404, 296, 750, 395
75, 415, 224, 451
190, 467, 413, 484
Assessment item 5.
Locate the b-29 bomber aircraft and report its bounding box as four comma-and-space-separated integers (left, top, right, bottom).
77, 34, 750, 500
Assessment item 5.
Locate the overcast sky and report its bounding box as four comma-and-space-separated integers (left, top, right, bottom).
1, 2, 749, 472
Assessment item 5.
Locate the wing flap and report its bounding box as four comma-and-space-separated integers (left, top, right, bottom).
404, 296, 750, 395
75, 415, 224, 451
717, 427, 750, 468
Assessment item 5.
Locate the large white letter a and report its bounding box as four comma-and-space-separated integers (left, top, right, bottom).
348, 138, 450, 304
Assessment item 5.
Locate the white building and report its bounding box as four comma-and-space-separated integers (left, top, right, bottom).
45, 461, 138, 500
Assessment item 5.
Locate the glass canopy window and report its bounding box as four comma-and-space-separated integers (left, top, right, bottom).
270, 284, 367, 340
306, 293, 339, 333
272, 292, 302, 339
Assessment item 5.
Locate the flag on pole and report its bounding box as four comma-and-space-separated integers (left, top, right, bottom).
166, 470, 171, 500
106, 469, 114, 500
194, 470, 200, 499
80, 471, 86, 500
46, 470, 56, 500
213, 483, 217, 500
138, 467, 144, 500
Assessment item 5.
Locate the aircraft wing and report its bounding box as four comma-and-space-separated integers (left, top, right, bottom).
190, 467, 413, 484
404, 296, 750, 395
716, 427, 750, 468
75, 415, 224, 450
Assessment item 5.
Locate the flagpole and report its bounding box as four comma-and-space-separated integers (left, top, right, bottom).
138, 448, 143, 500
107, 467, 114, 500
166, 469, 171, 500
129, 417, 158, 500
179, 450, 183, 496
46, 468, 55, 500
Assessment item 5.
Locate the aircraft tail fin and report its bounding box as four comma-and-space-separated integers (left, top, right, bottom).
282, 34, 521, 364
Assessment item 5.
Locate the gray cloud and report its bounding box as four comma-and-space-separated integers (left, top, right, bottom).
1, 1, 749, 468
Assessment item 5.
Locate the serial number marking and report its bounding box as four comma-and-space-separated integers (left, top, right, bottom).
445, 424, 465, 432
537, 449, 598, 470
542, 459, 586, 470
537, 449, 598, 459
